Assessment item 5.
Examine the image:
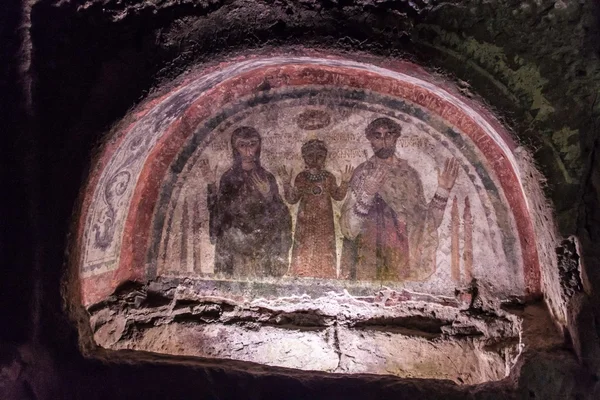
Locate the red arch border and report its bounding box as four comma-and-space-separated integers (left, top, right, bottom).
79, 58, 541, 305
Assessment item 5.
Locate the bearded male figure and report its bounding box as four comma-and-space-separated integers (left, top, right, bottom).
340, 117, 459, 281
202, 126, 292, 278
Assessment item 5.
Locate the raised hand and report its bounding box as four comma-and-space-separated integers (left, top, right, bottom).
250, 171, 271, 198
438, 157, 460, 191
199, 159, 219, 185
362, 164, 388, 196
277, 165, 293, 185
340, 164, 355, 183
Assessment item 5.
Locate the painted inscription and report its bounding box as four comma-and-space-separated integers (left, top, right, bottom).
153, 95, 523, 296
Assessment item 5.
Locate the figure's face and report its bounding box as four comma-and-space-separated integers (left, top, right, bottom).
234, 137, 260, 170
303, 151, 326, 170
369, 127, 398, 159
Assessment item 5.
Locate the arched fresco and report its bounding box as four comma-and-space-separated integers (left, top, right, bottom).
78, 56, 541, 306
152, 90, 522, 297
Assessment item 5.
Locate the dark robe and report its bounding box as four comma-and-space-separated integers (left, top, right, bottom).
207, 165, 292, 277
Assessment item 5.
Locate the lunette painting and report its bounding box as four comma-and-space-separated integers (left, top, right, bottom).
134, 87, 524, 298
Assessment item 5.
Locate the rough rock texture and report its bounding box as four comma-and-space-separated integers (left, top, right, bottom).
90, 283, 522, 384
3, 0, 600, 399
557, 237, 584, 299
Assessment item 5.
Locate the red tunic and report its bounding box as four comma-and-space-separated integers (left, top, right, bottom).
284, 170, 348, 278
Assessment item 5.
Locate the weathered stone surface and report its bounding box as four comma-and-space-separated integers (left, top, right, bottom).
88, 279, 532, 383
557, 237, 584, 298
336, 327, 509, 384
120, 323, 341, 372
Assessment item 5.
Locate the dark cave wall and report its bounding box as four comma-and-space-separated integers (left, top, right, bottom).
2, 0, 600, 399
1, 0, 34, 343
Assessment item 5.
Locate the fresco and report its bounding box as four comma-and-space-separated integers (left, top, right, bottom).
148, 88, 524, 297
78, 58, 544, 378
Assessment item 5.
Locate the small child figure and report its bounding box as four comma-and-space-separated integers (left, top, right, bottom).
278, 140, 354, 278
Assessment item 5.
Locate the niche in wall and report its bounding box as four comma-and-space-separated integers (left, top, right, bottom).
76, 53, 551, 384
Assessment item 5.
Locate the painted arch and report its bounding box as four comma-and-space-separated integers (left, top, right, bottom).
76, 54, 542, 306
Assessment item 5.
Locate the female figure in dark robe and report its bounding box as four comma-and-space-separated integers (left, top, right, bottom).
279, 140, 354, 279
202, 126, 292, 278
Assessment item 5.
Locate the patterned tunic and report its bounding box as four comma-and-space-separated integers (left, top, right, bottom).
284, 170, 348, 278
